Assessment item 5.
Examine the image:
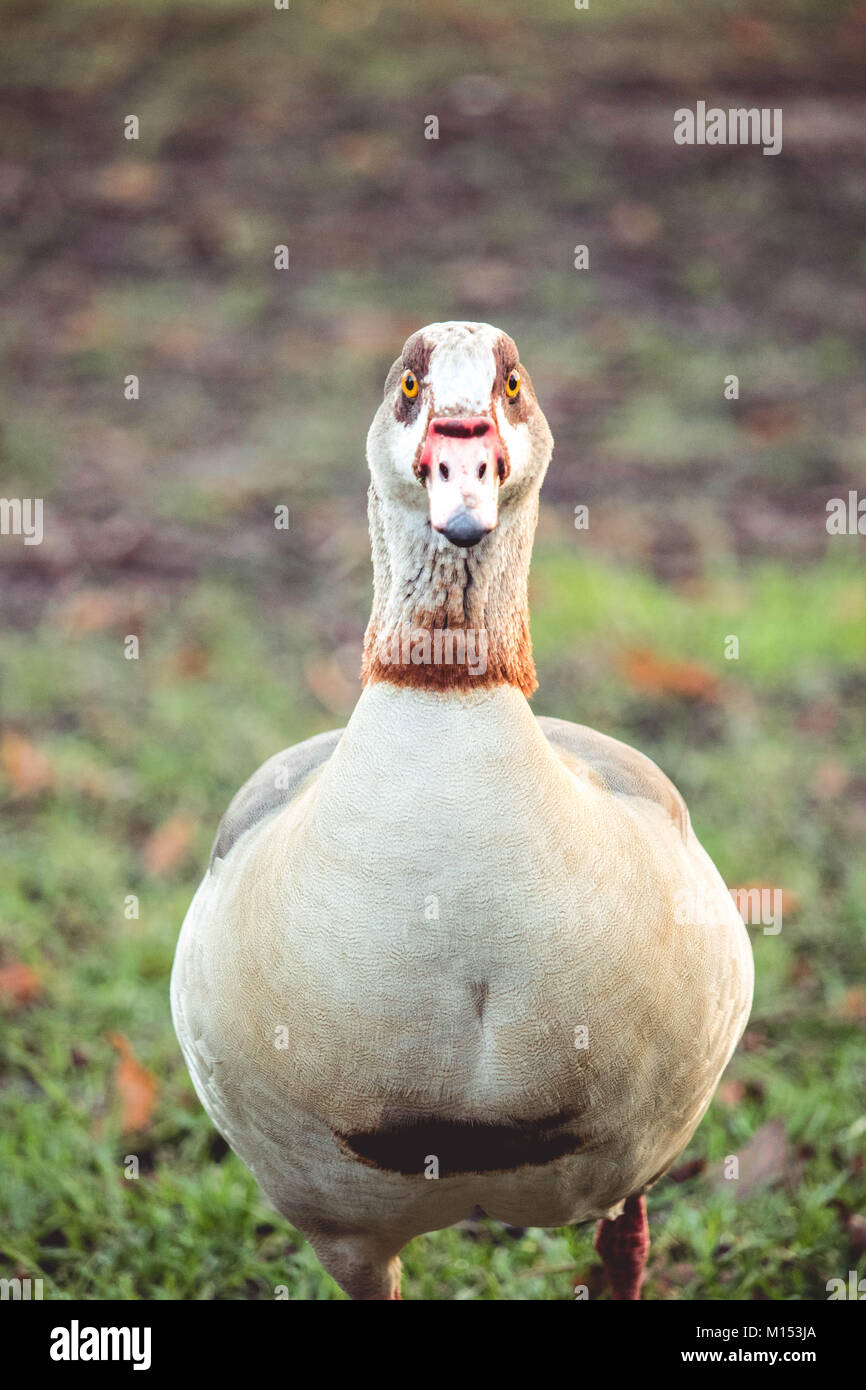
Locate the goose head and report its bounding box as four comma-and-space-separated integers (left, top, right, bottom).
363, 321, 554, 698
366, 320, 554, 549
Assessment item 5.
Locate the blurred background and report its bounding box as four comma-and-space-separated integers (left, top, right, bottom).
1, 0, 865, 1299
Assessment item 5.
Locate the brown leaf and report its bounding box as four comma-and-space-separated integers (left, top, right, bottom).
0, 732, 54, 796
669, 1158, 706, 1184
89, 160, 164, 209
837, 987, 866, 1024
726, 16, 778, 57
151, 322, 205, 365
171, 645, 210, 680
740, 405, 803, 446
56, 589, 133, 635
813, 759, 848, 800
0, 962, 43, 1008
734, 883, 800, 919
143, 813, 196, 876
718, 1080, 746, 1107
621, 649, 720, 702
109, 1033, 158, 1133
725, 1119, 788, 1196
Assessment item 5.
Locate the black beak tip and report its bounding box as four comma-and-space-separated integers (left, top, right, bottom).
439, 510, 490, 548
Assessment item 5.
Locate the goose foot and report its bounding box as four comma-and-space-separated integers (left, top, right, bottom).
594, 1194, 649, 1300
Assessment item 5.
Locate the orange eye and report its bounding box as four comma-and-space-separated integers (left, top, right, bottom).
401, 370, 419, 399
505, 369, 521, 399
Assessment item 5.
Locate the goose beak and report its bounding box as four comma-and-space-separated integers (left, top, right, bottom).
420, 416, 503, 548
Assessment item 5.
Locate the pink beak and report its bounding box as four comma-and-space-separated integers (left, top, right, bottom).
420, 416, 504, 548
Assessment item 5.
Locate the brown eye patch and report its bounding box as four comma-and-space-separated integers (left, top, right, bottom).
393, 331, 432, 424
492, 332, 532, 422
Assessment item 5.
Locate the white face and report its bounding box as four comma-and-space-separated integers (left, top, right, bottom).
367, 321, 553, 546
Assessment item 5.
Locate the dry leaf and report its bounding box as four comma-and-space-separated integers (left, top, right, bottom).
813, 759, 848, 800
669, 1158, 706, 1183
1, 732, 54, 795
621, 649, 720, 701
726, 16, 777, 56
718, 1080, 746, 1107
143, 813, 196, 876
740, 405, 803, 446
171, 645, 210, 679
837, 987, 866, 1024
734, 883, 800, 919
109, 1033, 158, 1133
0, 962, 43, 1007
726, 1118, 788, 1196
56, 589, 133, 635
90, 160, 164, 209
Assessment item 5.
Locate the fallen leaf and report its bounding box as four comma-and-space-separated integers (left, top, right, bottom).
837, 987, 866, 1024
621, 649, 720, 701
56, 589, 133, 635
143, 813, 196, 876
171, 645, 210, 679
0, 732, 54, 795
718, 1080, 746, 1107
109, 1033, 158, 1133
813, 759, 848, 799
726, 16, 778, 56
724, 1118, 788, 1196
739, 405, 803, 446
0, 962, 43, 1007
669, 1158, 706, 1183
788, 955, 815, 988
89, 160, 164, 209
151, 322, 205, 364
733, 883, 800, 919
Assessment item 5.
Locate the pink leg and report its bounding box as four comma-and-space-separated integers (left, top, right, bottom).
594, 1194, 649, 1300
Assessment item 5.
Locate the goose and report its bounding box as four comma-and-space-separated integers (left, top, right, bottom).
171, 320, 753, 1301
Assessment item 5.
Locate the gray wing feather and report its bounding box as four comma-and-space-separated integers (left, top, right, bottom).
209, 728, 343, 867
537, 715, 690, 842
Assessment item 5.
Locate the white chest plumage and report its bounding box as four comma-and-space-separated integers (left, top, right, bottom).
172, 684, 751, 1249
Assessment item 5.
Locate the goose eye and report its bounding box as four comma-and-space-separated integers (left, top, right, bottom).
505, 369, 521, 399
401, 370, 419, 399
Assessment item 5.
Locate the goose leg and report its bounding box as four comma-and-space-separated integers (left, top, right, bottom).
309, 1234, 403, 1301
594, 1194, 649, 1300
